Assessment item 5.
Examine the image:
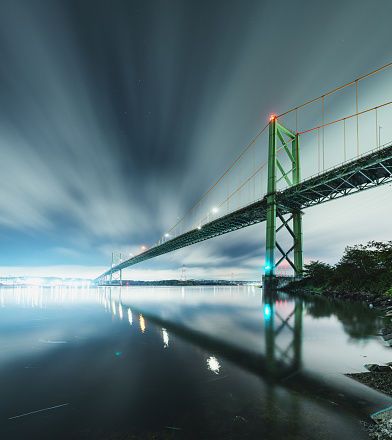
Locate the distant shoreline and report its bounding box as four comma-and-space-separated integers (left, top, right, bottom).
98, 279, 259, 287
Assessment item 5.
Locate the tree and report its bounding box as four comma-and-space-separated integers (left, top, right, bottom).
303, 260, 333, 287
333, 242, 392, 292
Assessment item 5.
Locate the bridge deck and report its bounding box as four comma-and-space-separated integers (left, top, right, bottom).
96, 144, 392, 281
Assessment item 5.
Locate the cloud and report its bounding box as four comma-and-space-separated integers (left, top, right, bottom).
0, 0, 391, 279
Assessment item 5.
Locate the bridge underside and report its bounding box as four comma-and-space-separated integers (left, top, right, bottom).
96, 144, 392, 282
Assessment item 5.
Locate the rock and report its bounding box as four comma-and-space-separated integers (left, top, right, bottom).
233, 416, 247, 423
365, 364, 381, 372
365, 364, 392, 373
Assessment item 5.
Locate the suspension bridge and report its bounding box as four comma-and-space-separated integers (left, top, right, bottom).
95, 62, 392, 285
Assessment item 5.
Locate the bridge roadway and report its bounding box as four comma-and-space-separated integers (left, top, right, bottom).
96, 143, 392, 282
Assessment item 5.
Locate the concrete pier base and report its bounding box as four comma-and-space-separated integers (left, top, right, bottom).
262, 275, 303, 290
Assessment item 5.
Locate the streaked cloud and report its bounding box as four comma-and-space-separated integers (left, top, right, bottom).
0, 0, 390, 279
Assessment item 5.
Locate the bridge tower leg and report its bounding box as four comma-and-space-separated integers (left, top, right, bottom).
110, 252, 123, 286
264, 117, 303, 286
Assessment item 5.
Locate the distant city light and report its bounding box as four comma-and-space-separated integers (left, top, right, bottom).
29, 278, 45, 285
0, 277, 93, 287
141, 246, 146, 250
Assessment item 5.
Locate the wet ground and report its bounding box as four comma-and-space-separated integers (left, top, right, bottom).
0, 285, 391, 439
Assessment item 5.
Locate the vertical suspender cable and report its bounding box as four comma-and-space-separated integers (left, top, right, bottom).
318, 128, 320, 173
375, 107, 378, 150
253, 141, 255, 201
238, 157, 241, 208
261, 168, 263, 197
344, 119, 346, 162
207, 193, 209, 222
322, 96, 325, 172
356, 80, 359, 157
227, 171, 229, 214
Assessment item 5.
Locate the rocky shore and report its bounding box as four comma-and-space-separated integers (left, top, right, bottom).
288, 287, 392, 312
341, 297, 392, 439
288, 286, 392, 438
346, 324, 392, 439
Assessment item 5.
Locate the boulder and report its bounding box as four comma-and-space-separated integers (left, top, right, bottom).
365, 364, 392, 372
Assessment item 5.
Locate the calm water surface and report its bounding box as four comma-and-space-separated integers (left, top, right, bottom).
0, 285, 391, 439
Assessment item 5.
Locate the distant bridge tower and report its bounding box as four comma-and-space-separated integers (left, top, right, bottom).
181, 264, 187, 282
264, 117, 303, 287
110, 252, 123, 285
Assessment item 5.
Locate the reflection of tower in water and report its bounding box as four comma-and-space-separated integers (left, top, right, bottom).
263, 289, 303, 374
263, 289, 303, 439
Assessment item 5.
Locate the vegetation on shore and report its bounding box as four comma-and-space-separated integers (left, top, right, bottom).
290, 241, 392, 296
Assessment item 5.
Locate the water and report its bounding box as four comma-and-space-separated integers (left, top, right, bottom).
1, 285, 391, 439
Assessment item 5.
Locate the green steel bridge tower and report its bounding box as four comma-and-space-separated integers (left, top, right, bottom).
264, 117, 303, 287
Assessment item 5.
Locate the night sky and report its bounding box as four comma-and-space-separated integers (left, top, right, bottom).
0, 0, 391, 280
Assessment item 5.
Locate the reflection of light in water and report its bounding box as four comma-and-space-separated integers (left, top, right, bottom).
0, 286, 105, 308
162, 328, 169, 348
127, 308, 133, 325
118, 304, 123, 320
263, 304, 271, 319
139, 314, 145, 333
207, 356, 221, 374
111, 301, 116, 315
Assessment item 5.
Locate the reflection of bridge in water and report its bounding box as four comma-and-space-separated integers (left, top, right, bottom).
107, 286, 385, 424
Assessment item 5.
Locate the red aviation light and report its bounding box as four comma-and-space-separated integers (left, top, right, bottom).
270, 115, 276, 121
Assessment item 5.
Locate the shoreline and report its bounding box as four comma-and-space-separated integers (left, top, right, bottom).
286, 286, 392, 313
287, 287, 392, 439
